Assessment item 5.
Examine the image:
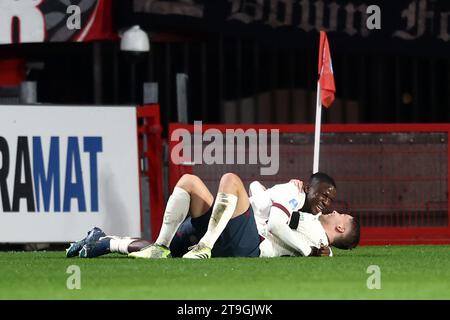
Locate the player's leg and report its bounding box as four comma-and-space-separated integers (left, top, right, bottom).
83, 235, 169, 259
209, 204, 261, 258
74, 174, 213, 258
66, 224, 144, 258
129, 174, 214, 258
79, 234, 146, 258
183, 173, 250, 259
127, 239, 153, 252
155, 173, 214, 247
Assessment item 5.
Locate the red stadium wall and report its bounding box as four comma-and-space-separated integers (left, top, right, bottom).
168, 123, 450, 245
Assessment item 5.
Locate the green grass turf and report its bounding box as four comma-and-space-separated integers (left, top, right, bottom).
0, 245, 449, 300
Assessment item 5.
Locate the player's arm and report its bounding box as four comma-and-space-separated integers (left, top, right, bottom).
288, 179, 304, 193
249, 180, 266, 196
290, 213, 333, 257
267, 182, 306, 211
266, 204, 314, 257
249, 181, 272, 212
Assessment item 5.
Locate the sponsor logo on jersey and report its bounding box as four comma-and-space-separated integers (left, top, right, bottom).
289, 198, 298, 210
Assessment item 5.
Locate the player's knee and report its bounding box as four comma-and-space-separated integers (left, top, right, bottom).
220, 172, 242, 187
180, 173, 197, 181
177, 174, 200, 191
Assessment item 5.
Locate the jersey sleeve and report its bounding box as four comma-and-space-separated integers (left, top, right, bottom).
266, 203, 313, 256
268, 182, 306, 215
249, 181, 272, 214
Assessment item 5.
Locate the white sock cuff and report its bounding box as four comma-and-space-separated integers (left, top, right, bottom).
110, 237, 136, 254
172, 186, 190, 200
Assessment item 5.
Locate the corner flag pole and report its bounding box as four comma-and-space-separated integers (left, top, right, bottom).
313, 81, 322, 174
314, 31, 335, 174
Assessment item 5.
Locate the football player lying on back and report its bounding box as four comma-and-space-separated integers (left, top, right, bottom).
66, 172, 358, 259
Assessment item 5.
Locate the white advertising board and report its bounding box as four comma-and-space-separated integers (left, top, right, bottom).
0, 105, 141, 242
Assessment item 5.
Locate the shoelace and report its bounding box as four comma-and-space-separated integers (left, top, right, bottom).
188, 243, 210, 251
187, 244, 200, 251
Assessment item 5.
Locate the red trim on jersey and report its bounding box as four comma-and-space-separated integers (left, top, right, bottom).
259, 235, 265, 244
272, 203, 291, 218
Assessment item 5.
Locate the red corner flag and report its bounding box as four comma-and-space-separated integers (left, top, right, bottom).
318, 31, 336, 108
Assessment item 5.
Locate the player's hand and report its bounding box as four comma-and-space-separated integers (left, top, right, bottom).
289, 179, 304, 192
310, 245, 331, 257
317, 245, 331, 256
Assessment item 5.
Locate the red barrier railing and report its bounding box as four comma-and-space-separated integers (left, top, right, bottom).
137, 105, 164, 241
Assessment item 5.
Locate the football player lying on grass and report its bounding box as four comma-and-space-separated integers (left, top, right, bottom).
66, 172, 359, 259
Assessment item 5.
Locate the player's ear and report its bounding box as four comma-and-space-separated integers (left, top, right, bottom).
303, 184, 310, 193
336, 224, 345, 234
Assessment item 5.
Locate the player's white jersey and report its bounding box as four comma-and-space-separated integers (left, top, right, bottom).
259, 212, 329, 257
248, 181, 329, 257
249, 181, 305, 236
295, 211, 329, 248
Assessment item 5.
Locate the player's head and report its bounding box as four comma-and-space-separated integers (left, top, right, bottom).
304, 172, 337, 214
322, 211, 360, 249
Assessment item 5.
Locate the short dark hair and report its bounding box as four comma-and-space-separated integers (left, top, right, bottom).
309, 172, 337, 189
333, 216, 360, 250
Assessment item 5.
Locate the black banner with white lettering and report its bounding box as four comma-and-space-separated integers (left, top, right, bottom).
118, 0, 450, 54
0, 300, 443, 319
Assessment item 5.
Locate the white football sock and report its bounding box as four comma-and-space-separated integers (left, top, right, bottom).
200, 192, 238, 249
155, 187, 191, 247
109, 237, 136, 254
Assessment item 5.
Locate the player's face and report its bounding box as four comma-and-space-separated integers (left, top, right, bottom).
327, 210, 353, 227
306, 182, 336, 214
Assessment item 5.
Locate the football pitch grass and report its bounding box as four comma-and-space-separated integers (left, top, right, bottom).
0, 245, 449, 300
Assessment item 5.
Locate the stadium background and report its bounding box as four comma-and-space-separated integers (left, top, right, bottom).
1, 0, 450, 302
0, 0, 449, 246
